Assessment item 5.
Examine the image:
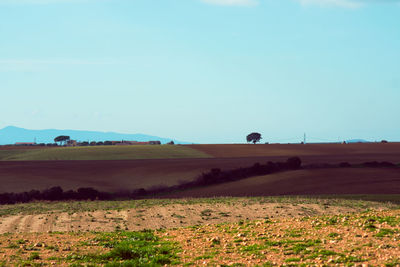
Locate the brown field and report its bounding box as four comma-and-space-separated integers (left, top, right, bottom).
0, 157, 290, 193
1, 143, 400, 194
164, 168, 400, 198
188, 143, 400, 161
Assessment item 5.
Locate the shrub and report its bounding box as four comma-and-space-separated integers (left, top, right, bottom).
286, 157, 302, 170
339, 162, 351, 168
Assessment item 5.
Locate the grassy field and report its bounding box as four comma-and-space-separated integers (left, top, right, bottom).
0, 145, 211, 161
0, 197, 399, 266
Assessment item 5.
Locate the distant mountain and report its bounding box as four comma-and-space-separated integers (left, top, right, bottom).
0, 126, 188, 145
345, 139, 370, 143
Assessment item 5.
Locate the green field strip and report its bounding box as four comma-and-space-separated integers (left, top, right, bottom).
0, 145, 213, 161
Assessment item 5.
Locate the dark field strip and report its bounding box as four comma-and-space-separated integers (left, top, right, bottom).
1, 153, 400, 194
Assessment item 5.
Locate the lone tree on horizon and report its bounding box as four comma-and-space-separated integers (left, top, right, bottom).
54, 135, 70, 146
246, 132, 262, 144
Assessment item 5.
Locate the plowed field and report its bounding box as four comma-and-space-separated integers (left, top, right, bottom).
164, 168, 400, 198
0, 143, 399, 195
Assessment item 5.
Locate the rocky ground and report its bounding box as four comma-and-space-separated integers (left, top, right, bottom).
0, 198, 399, 266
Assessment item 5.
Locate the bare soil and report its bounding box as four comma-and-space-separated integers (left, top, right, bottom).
188, 143, 400, 160
168, 209, 400, 266
0, 204, 399, 266
164, 168, 400, 198
0, 202, 360, 234
1, 143, 400, 195
0, 157, 300, 193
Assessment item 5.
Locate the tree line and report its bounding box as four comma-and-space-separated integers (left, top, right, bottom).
0, 158, 398, 205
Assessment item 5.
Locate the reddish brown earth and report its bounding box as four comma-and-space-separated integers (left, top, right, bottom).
0, 157, 293, 193
163, 168, 400, 198
1, 143, 400, 194
188, 143, 400, 161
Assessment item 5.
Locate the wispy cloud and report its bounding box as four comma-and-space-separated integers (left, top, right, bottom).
295, 0, 400, 8
200, 0, 258, 7
0, 58, 118, 72
0, 0, 96, 5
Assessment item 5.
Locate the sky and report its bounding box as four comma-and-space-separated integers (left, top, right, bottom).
1, 0, 399, 144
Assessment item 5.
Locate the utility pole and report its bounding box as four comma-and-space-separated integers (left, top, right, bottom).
303, 133, 306, 144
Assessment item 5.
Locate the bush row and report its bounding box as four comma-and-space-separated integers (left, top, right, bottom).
1, 158, 399, 205
0, 187, 149, 205
185, 156, 302, 188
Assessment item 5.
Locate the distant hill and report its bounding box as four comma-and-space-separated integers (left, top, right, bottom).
0, 126, 189, 145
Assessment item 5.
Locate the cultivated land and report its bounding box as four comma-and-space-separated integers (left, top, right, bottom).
0, 145, 210, 161
163, 168, 400, 198
1, 143, 400, 265
1, 143, 400, 194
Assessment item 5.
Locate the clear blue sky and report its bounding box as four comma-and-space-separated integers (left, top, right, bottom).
1, 0, 399, 143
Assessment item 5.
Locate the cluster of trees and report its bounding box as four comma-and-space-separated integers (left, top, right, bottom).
0, 157, 301, 204
362, 161, 397, 168
52, 136, 163, 146
303, 161, 398, 169
79, 141, 114, 146
189, 157, 302, 187
0, 186, 150, 205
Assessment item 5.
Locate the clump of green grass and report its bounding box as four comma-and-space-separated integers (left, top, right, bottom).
375, 228, 396, 237
385, 258, 400, 267
28, 252, 40, 260
200, 209, 213, 217
68, 230, 180, 266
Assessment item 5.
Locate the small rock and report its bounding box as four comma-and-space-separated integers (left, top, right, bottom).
34, 242, 45, 247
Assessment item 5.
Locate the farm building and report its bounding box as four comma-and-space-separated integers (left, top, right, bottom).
15, 142, 36, 146
149, 141, 161, 145
114, 141, 161, 145
66, 140, 78, 147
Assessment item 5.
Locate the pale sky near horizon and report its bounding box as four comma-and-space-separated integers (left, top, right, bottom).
1, 0, 399, 143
